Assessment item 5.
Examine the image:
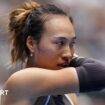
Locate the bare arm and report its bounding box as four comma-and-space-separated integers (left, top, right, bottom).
2, 67, 79, 105
3, 57, 105, 105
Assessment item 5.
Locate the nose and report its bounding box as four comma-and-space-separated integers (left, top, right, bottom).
62, 46, 73, 61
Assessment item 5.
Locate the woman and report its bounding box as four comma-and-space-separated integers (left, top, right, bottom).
2, 1, 105, 105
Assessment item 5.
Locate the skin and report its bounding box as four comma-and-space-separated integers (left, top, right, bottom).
2, 15, 79, 105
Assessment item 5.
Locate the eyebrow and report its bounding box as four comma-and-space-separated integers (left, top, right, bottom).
71, 36, 77, 41
53, 36, 77, 41
71, 36, 77, 40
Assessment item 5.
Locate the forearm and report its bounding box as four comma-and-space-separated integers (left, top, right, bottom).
70, 57, 105, 92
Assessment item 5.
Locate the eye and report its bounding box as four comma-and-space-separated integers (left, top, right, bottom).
69, 40, 76, 47
56, 41, 65, 47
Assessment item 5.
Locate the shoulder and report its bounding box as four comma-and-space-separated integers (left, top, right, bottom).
4, 67, 55, 97
4, 70, 31, 97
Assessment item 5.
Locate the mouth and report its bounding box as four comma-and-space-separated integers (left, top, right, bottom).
57, 63, 69, 69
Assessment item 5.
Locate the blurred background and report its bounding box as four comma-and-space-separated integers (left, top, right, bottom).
0, 0, 105, 105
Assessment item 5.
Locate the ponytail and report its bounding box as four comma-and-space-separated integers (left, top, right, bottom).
9, 1, 40, 64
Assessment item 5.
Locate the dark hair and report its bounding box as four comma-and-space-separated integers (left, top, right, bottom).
9, 1, 73, 64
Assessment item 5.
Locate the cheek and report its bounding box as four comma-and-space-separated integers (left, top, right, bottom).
71, 47, 74, 54
70, 45, 75, 52
36, 47, 58, 61
73, 46, 75, 53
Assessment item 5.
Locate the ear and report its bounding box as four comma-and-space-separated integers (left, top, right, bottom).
26, 36, 37, 53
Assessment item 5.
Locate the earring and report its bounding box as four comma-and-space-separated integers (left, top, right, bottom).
30, 52, 33, 57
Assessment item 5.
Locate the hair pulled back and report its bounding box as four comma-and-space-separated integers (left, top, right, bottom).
9, 1, 73, 64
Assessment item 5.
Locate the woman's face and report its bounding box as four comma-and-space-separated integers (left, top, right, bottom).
31, 15, 76, 70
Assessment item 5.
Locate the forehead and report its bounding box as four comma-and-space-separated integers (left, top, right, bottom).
43, 15, 75, 38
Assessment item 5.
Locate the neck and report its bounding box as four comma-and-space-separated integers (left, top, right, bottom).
26, 57, 36, 68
